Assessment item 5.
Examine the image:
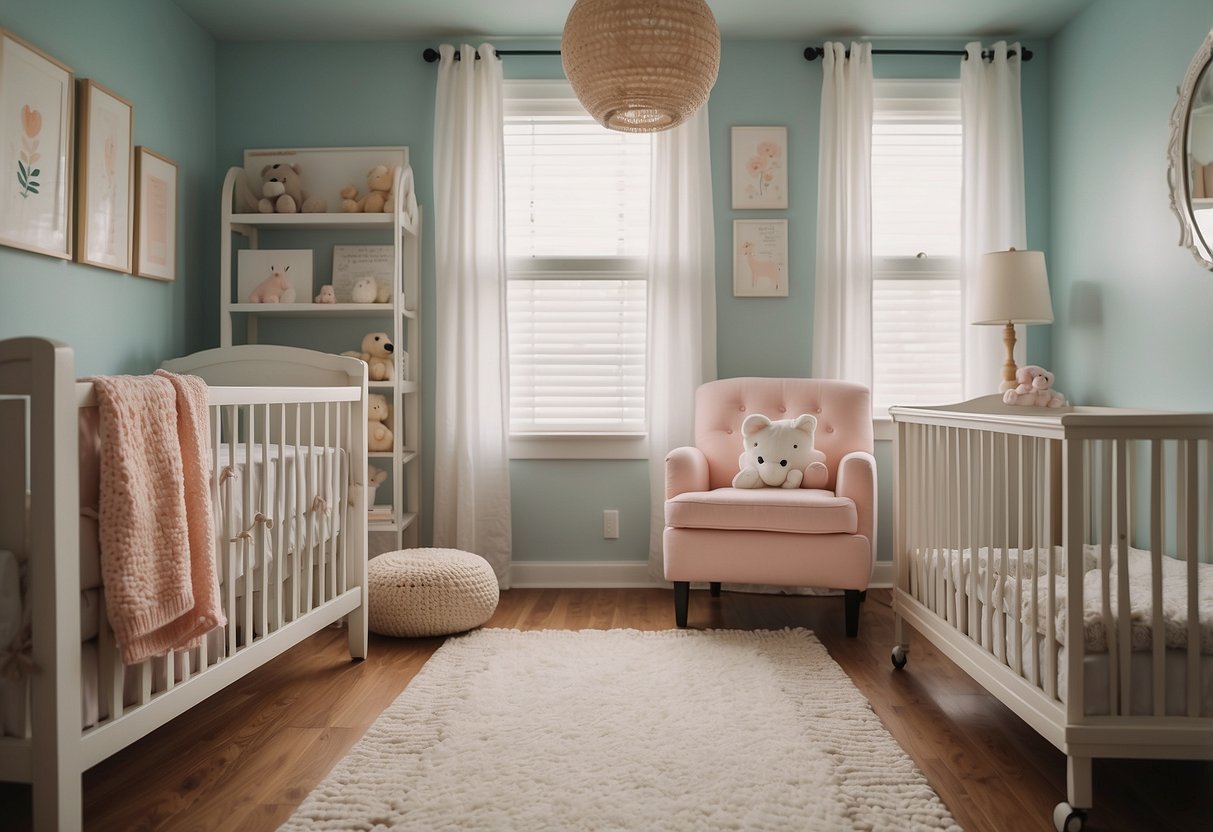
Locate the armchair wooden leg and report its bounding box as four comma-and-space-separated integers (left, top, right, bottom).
709, 582, 721, 597
674, 581, 690, 628
844, 590, 861, 637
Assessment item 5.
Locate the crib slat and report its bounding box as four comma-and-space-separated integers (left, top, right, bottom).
224, 405, 238, 659
982, 431, 994, 652
1099, 440, 1117, 715
272, 403, 285, 634
1116, 440, 1132, 716
966, 429, 978, 643
258, 403, 270, 640
1043, 438, 1057, 701
242, 404, 254, 649
291, 403, 302, 622
209, 405, 224, 664
1150, 440, 1165, 717
304, 403, 316, 614
1185, 440, 1200, 717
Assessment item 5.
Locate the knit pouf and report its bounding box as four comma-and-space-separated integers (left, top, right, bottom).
368, 548, 500, 637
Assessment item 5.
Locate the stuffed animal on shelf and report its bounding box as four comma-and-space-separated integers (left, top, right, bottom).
236, 162, 326, 214
367, 464, 387, 505
342, 332, 394, 381
732, 413, 829, 489
339, 165, 397, 213
247, 264, 296, 303
367, 394, 393, 452
350, 278, 378, 304
314, 284, 336, 304
1003, 365, 1068, 408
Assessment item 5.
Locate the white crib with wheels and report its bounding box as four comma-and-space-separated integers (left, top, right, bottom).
0, 338, 369, 832
890, 396, 1212, 832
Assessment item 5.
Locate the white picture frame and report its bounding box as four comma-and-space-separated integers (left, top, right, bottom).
731, 126, 787, 210
236, 248, 312, 304
332, 244, 395, 303
733, 219, 788, 297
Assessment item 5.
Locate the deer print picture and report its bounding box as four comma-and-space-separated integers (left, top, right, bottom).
733, 219, 788, 297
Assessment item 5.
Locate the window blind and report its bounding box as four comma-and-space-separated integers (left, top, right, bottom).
504, 83, 651, 434
871, 80, 963, 411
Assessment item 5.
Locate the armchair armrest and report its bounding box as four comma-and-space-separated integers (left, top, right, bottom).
665, 446, 710, 499
836, 451, 877, 561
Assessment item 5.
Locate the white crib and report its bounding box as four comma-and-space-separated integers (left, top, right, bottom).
0, 338, 369, 832
890, 396, 1213, 832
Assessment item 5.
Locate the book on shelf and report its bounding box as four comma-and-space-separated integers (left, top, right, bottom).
368, 506, 393, 522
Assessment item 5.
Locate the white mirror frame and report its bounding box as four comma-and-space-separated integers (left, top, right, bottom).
1167, 27, 1213, 270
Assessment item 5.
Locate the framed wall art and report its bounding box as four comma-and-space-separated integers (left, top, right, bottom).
0, 29, 74, 259
733, 219, 788, 297
133, 146, 177, 281
76, 78, 132, 273
731, 126, 787, 210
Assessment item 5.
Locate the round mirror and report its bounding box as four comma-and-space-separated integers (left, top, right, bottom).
1168, 28, 1213, 269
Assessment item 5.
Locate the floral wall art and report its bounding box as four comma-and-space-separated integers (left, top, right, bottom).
0, 29, 73, 259
76, 79, 132, 273
731, 126, 787, 210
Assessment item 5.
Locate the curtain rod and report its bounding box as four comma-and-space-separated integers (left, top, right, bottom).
422, 48, 556, 62
421, 46, 1034, 63
803, 46, 1033, 62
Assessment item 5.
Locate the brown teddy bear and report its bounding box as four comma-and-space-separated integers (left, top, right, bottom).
237, 163, 327, 213
340, 165, 397, 213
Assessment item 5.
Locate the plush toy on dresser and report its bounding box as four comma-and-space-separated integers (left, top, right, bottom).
732, 413, 829, 489
367, 394, 394, 451
1002, 365, 1068, 407
342, 332, 394, 381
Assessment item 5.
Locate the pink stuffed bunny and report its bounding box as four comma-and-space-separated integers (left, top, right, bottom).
1003, 365, 1066, 408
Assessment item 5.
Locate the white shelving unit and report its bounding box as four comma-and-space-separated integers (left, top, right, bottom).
220, 146, 421, 550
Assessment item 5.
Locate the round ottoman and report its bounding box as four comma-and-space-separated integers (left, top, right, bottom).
368, 548, 500, 637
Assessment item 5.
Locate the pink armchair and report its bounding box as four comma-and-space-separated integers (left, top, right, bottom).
663, 378, 876, 635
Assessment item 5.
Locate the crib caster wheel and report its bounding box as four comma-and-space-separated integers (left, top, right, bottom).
1053, 802, 1086, 832
891, 646, 908, 670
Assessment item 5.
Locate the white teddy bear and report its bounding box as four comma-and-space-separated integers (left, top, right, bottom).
732, 413, 829, 489
342, 332, 394, 381
1002, 365, 1067, 408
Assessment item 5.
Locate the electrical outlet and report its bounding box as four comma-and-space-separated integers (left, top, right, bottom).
603, 509, 620, 539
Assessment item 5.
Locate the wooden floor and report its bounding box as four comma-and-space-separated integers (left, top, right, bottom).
2, 588, 1210, 831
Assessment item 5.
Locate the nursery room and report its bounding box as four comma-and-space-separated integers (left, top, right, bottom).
1, 0, 1212, 830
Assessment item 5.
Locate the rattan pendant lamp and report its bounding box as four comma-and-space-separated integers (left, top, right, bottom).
561, 0, 721, 132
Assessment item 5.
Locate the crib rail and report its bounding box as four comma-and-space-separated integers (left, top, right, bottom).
892, 396, 1212, 727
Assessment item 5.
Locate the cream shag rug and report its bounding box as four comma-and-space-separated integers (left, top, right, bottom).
282, 628, 961, 831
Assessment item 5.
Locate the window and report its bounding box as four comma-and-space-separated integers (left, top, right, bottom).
871, 80, 963, 414
503, 81, 652, 448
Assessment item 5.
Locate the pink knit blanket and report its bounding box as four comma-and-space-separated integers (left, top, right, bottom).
90, 370, 225, 664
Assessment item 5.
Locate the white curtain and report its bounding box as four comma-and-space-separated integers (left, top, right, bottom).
432, 43, 512, 587
812, 42, 873, 386
961, 41, 1027, 398
646, 106, 717, 581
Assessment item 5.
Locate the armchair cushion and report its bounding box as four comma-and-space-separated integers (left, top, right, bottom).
665, 487, 858, 535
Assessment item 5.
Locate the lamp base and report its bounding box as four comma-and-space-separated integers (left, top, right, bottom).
999, 321, 1018, 393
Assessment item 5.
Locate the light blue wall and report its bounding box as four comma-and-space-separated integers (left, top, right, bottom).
1050, 0, 1213, 410
0, 0, 215, 375
215, 35, 1054, 566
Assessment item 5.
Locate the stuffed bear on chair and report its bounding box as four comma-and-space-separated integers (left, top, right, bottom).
732, 413, 829, 489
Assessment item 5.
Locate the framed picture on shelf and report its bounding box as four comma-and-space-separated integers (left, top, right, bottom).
133, 147, 177, 281
733, 219, 788, 297
236, 248, 313, 303
332, 244, 395, 303
731, 126, 787, 210
76, 78, 133, 272
0, 29, 74, 259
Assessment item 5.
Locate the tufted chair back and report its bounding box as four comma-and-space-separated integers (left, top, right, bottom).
694, 377, 873, 491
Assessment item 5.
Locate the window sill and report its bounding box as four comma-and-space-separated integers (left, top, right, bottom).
509, 433, 649, 460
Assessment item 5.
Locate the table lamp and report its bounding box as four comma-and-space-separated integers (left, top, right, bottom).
971, 248, 1054, 393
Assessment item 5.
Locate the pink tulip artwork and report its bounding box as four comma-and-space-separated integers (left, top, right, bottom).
17, 104, 42, 198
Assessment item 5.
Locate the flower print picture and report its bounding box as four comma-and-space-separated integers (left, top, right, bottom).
17, 104, 41, 197
0, 29, 74, 259
76, 79, 132, 273
731, 126, 788, 210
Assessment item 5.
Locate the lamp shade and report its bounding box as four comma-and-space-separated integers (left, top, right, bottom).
971, 248, 1054, 325
561, 0, 720, 133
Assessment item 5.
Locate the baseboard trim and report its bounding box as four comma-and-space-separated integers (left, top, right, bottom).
509, 560, 895, 590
